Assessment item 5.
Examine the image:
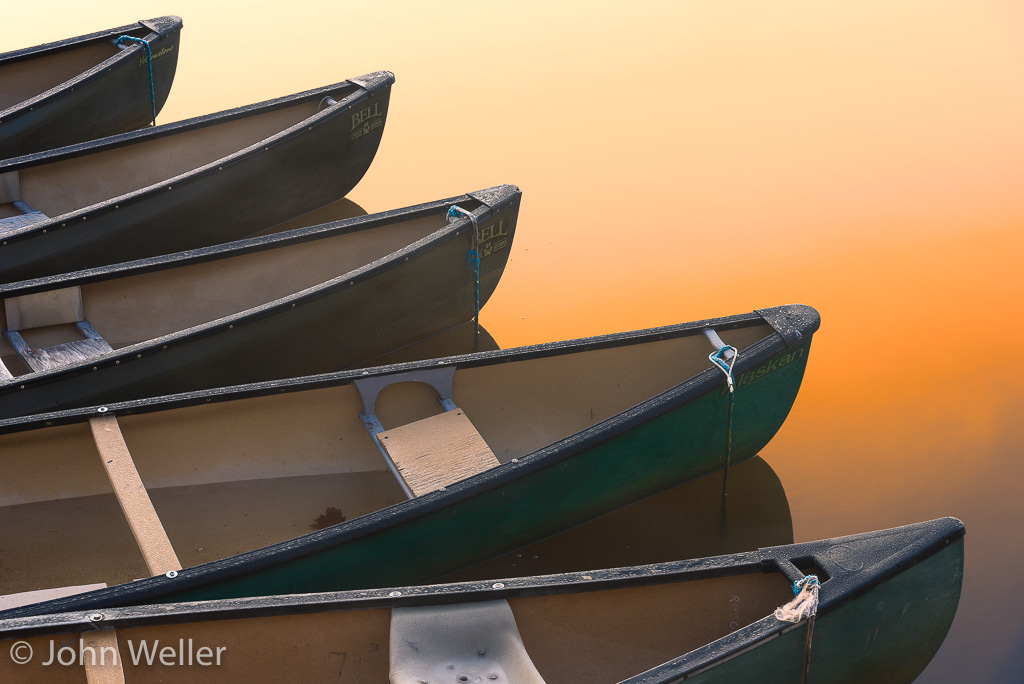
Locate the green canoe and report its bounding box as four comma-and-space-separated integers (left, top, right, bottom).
0, 304, 818, 617
0, 518, 963, 683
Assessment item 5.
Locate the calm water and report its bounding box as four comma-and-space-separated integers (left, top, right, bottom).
5, 2, 1023, 680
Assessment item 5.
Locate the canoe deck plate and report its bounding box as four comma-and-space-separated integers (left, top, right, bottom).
390, 600, 547, 684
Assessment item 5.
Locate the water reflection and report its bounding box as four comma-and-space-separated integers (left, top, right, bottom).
441, 456, 791, 582
5, 2, 1021, 679
248, 196, 368, 237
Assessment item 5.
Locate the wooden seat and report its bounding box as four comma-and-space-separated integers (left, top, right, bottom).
355, 367, 501, 499
377, 409, 500, 497
0, 170, 49, 236
3, 286, 113, 374
5, 321, 113, 373
0, 211, 48, 235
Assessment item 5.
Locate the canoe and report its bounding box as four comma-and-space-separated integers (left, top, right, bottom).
0, 184, 519, 417
0, 518, 964, 683
0, 303, 818, 618
0, 71, 394, 282
0, 17, 182, 158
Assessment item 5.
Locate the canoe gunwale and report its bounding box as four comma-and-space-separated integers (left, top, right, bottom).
0, 188, 517, 396
0, 305, 820, 618
0, 18, 177, 63
0, 17, 183, 119
0, 72, 388, 171
0, 518, 965, 658
0, 303, 815, 434
0, 185, 518, 297
0, 72, 393, 250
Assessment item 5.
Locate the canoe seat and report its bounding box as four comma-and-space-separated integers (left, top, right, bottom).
377, 409, 500, 497
4, 285, 113, 373
0, 170, 49, 236
0, 211, 49, 235
4, 321, 113, 373
355, 367, 500, 498
390, 600, 547, 684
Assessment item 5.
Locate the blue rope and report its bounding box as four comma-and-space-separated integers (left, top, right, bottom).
115, 36, 157, 126
467, 249, 481, 318
447, 205, 482, 344
792, 575, 820, 595
708, 344, 738, 497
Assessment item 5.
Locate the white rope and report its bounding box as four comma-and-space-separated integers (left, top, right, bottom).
774, 575, 820, 623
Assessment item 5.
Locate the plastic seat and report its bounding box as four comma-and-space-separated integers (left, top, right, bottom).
390, 600, 547, 684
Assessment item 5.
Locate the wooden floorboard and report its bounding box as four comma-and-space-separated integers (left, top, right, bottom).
377, 409, 499, 497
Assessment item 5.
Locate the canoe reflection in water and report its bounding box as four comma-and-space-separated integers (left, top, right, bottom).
444, 455, 793, 582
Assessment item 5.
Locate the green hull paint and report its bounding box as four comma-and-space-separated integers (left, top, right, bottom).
158, 341, 812, 604
681, 538, 964, 683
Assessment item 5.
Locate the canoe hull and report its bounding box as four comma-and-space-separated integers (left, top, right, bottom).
667, 537, 964, 684
165, 341, 812, 604
0, 74, 392, 282
0, 323, 813, 615
0, 192, 516, 417
0, 518, 963, 684
0, 17, 182, 159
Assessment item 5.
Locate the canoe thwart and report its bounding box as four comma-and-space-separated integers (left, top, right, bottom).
377, 409, 500, 497
90, 416, 182, 577
82, 629, 126, 684
390, 600, 547, 684
703, 328, 736, 361
353, 366, 457, 416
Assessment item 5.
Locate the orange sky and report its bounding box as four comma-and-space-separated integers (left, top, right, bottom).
3, 2, 1022, 679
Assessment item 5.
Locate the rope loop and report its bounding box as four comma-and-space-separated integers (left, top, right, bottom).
792, 575, 820, 595
775, 574, 821, 623
708, 345, 738, 394
708, 343, 738, 497
115, 36, 157, 126
447, 205, 482, 328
